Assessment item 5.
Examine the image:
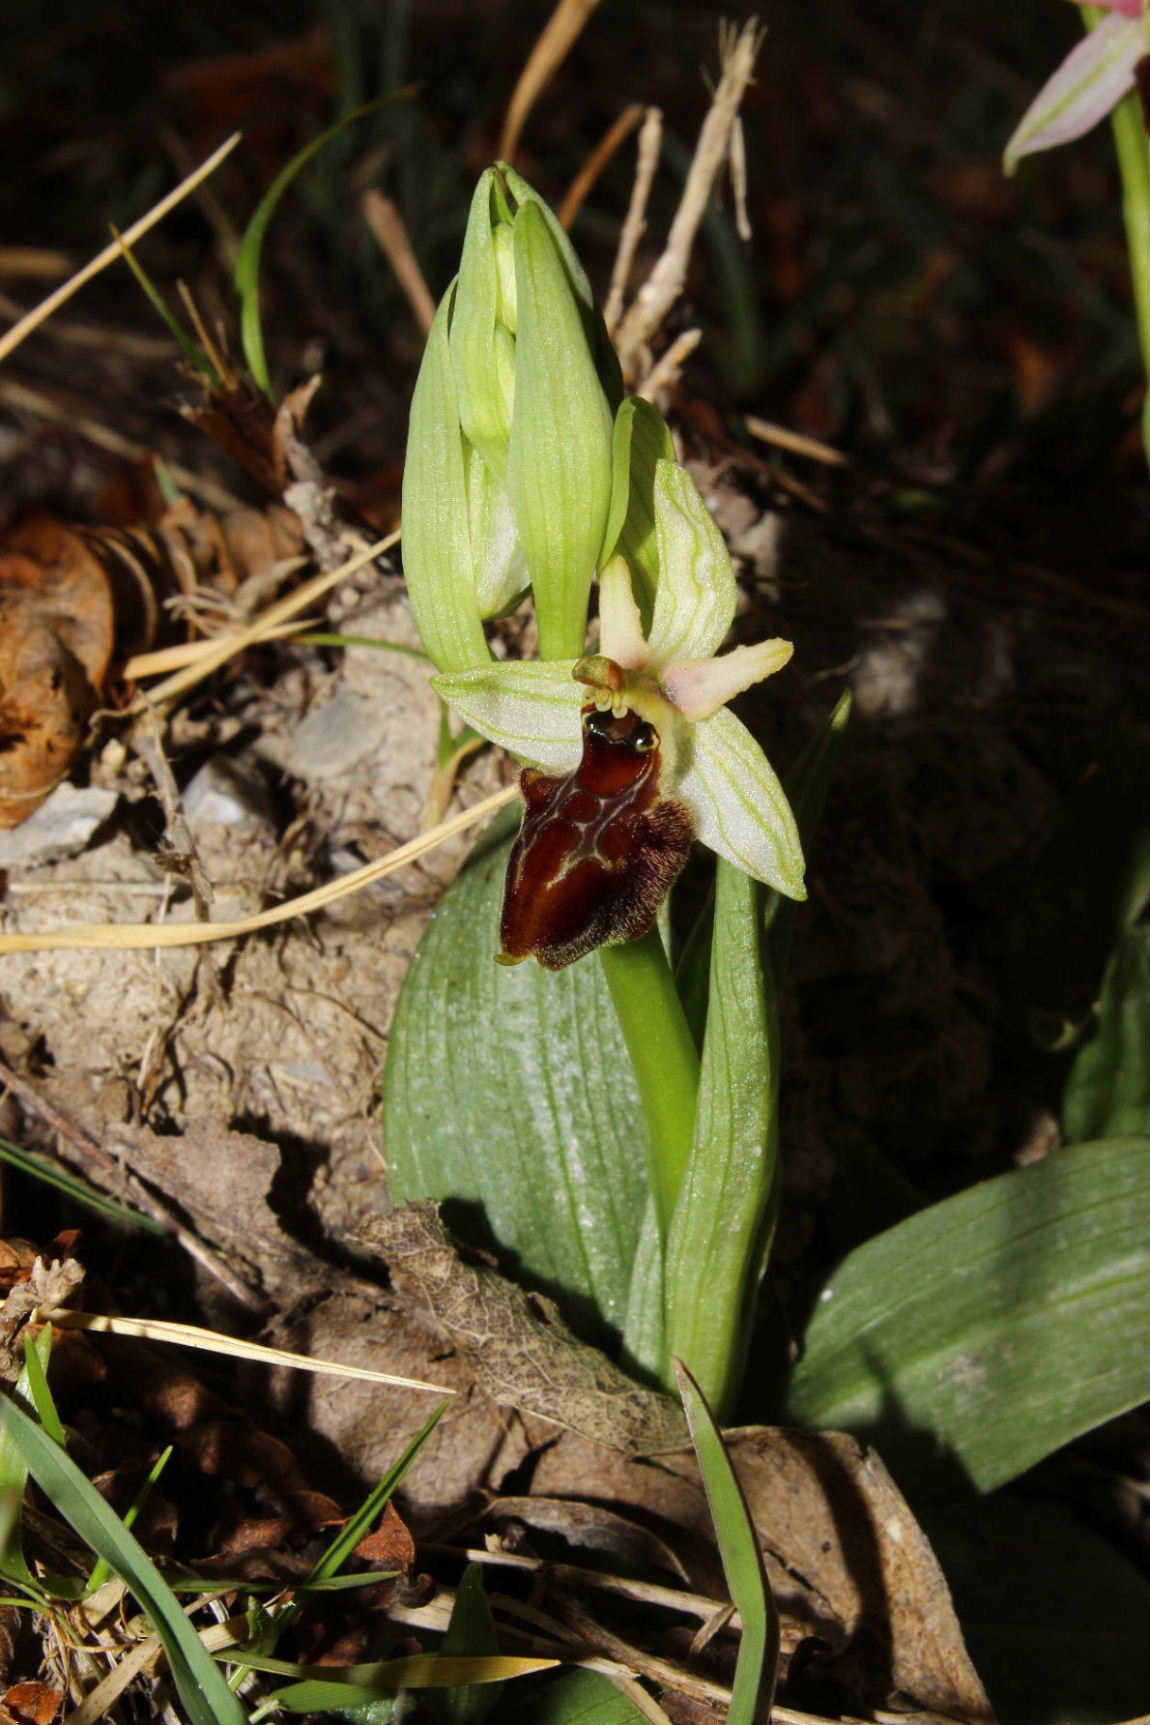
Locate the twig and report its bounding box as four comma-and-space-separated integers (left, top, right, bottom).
0, 782, 517, 954
125, 531, 398, 712
604, 107, 662, 337
744, 414, 850, 467
0, 132, 241, 365
636, 327, 702, 404
558, 104, 645, 231
361, 190, 437, 336
498, 0, 604, 164
0, 1055, 263, 1310
614, 19, 764, 369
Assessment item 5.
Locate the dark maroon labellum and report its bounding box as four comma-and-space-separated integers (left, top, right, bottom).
498, 704, 694, 971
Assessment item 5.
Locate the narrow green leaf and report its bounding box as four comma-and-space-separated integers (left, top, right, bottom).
0, 1134, 166, 1232
87, 1443, 173, 1595
0, 1397, 246, 1725
1063, 925, 1149, 1144
310, 1402, 446, 1584
663, 860, 778, 1417
764, 689, 851, 981
231, 1651, 554, 1689
21, 1330, 66, 1448
675, 1360, 778, 1725
113, 232, 219, 384
384, 808, 647, 1345
236, 94, 405, 395
785, 1136, 1150, 1494
0, 1330, 53, 1586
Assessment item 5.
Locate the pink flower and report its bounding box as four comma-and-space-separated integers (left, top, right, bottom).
1004, 0, 1148, 173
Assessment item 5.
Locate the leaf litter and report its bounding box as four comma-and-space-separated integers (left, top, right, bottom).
0, 9, 1146, 1722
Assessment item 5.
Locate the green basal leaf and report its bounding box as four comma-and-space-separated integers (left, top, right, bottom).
663, 860, 778, 1418
675, 1360, 778, 1725
785, 1135, 1150, 1495
506, 201, 614, 660
384, 809, 647, 1345
504, 1668, 652, 1722
401, 285, 491, 673
309, 1402, 445, 1584
601, 397, 676, 627
0, 1397, 246, 1725
1063, 925, 1149, 1145
0, 1330, 53, 1587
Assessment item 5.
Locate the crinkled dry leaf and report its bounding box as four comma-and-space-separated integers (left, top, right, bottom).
356, 1203, 688, 1456
0, 516, 115, 826
529, 1426, 995, 1724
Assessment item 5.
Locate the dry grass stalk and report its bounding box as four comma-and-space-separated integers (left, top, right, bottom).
613, 19, 765, 379
558, 103, 646, 231
0, 782, 517, 955
0, 132, 241, 365
603, 106, 663, 337
744, 413, 850, 466
498, 0, 604, 164
361, 189, 437, 335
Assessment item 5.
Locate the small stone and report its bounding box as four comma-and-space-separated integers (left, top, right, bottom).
0, 783, 119, 869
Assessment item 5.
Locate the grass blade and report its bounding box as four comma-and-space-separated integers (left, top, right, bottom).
0, 1397, 246, 1725
236, 94, 407, 395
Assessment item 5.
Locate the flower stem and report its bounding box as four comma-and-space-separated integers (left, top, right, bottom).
1084, 6, 1150, 463
600, 930, 700, 1239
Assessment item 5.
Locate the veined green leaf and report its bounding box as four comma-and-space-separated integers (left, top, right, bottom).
1063, 925, 1149, 1144
785, 1135, 1150, 1494
663, 860, 777, 1418
384, 809, 647, 1344
675, 1360, 778, 1725
0, 1397, 246, 1725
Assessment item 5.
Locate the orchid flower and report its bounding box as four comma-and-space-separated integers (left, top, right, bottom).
433, 457, 805, 966
1004, 0, 1149, 174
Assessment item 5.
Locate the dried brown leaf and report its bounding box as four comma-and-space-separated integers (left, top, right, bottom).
357, 1203, 687, 1456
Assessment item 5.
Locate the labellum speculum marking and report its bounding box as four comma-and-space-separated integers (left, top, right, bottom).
499, 665, 693, 971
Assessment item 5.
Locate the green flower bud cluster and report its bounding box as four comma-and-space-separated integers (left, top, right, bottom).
401, 165, 621, 669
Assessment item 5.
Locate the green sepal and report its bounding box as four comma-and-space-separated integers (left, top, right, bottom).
451, 171, 515, 483
401, 284, 490, 673
601, 397, 676, 628
506, 201, 614, 660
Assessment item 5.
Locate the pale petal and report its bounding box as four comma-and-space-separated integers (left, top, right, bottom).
675, 705, 806, 900
646, 461, 738, 667
432, 661, 582, 771
597, 555, 650, 670
1004, 13, 1144, 174
663, 638, 794, 721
